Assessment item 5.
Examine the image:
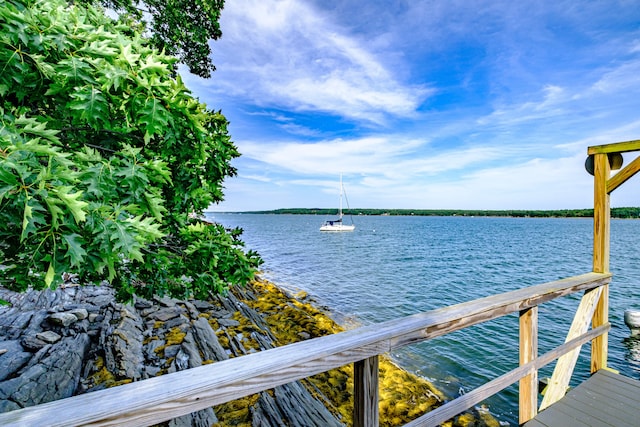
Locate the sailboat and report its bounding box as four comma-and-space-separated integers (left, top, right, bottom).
320, 174, 355, 232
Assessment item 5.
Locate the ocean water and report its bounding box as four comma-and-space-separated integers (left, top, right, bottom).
208, 213, 640, 425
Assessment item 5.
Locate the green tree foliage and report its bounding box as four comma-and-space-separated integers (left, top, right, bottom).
79, 0, 224, 78
0, 0, 261, 300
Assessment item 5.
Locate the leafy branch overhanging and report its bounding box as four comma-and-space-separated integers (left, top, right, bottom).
0, 0, 262, 301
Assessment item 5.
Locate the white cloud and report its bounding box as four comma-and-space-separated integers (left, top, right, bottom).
197, 0, 430, 125
345, 152, 593, 210
237, 136, 425, 175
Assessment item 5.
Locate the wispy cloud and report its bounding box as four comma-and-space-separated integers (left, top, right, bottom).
237, 136, 426, 175
478, 85, 569, 128
198, 0, 431, 126
590, 60, 640, 95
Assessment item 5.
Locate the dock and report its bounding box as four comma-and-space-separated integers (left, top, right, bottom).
525, 369, 640, 427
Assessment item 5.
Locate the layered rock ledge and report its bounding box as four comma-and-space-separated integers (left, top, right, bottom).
0, 279, 499, 426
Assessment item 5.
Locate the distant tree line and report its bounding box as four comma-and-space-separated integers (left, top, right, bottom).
245, 207, 640, 219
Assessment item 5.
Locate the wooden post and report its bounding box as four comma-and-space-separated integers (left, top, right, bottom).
519, 306, 538, 424
593, 152, 610, 274
354, 356, 379, 427
591, 152, 610, 373
591, 285, 609, 373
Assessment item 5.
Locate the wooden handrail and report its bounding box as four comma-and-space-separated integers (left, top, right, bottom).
0, 272, 611, 427
405, 324, 610, 427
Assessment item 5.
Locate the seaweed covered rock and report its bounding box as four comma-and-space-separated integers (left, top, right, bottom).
0, 279, 500, 426
0, 280, 342, 426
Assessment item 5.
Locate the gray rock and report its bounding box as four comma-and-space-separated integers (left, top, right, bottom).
144, 365, 161, 378
141, 306, 159, 317
211, 308, 233, 319
85, 294, 113, 308
163, 344, 181, 359
49, 312, 78, 327
298, 331, 311, 340
101, 307, 144, 380
218, 318, 240, 327
24, 311, 49, 336
275, 382, 344, 427
191, 317, 228, 361
134, 298, 153, 309
0, 400, 20, 413
251, 391, 288, 427
81, 286, 115, 308
0, 335, 90, 407
0, 341, 32, 381
20, 336, 48, 352
174, 348, 190, 371
0, 309, 34, 340
62, 303, 98, 314
163, 314, 189, 330
155, 296, 176, 308
144, 339, 165, 362
150, 307, 183, 322
182, 300, 201, 319
72, 319, 90, 334
168, 407, 218, 427
180, 332, 203, 368
35, 331, 61, 344
191, 300, 213, 311
69, 308, 88, 320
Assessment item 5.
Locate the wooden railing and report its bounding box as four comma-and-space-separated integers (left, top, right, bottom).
0, 272, 611, 427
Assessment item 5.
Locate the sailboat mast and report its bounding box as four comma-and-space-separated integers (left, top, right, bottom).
339, 174, 343, 218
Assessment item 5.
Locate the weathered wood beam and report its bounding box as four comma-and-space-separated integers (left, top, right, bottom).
539, 286, 603, 410
588, 139, 640, 155
353, 356, 379, 427
519, 306, 538, 424
591, 151, 610, 376
591, 284, 609, 373
607, 154, 640, 193
389, 273, 610, 350
593, 153, 610, 274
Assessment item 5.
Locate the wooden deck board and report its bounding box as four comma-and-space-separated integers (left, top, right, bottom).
573, 370, 639, 419
556, 391, 630, 426
524, 370, 640, 427
574, 378, 638, 418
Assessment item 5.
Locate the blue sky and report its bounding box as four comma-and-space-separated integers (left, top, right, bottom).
182, 0, 640, 212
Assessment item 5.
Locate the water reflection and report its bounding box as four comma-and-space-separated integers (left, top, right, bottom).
623, 336, 640, 375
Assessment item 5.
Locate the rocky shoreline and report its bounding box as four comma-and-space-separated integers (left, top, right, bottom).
0, 278, 499, 426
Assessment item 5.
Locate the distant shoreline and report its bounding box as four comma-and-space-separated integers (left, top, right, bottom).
211, 207, 640, 219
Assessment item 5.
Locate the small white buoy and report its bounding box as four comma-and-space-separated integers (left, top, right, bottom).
624, 309, 640, 337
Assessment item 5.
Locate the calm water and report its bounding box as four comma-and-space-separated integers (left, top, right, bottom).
208, 213, 640, 425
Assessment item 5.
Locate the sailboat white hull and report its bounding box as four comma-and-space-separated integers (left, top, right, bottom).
319, 222, 355, 232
